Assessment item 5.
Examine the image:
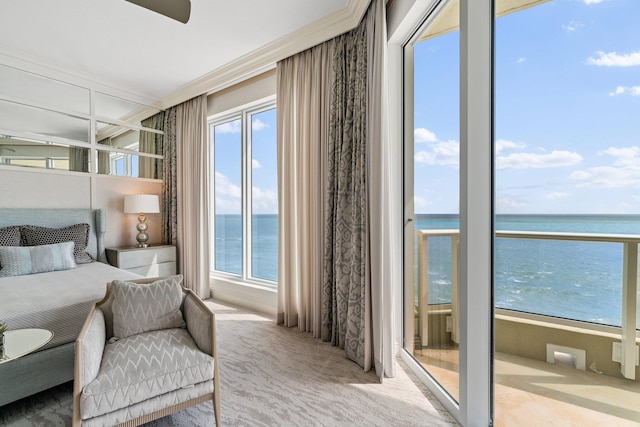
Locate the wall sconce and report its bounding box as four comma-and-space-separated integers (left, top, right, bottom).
124, 194, 160, 248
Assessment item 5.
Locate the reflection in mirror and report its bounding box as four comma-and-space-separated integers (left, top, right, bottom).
96, 148, 162, 179
0, 135, 90, 173
0, 64, 90, 115
95, 92, 161, 125
0, 99, 90, 142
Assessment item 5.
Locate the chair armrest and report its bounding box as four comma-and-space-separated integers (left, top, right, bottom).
183, 290, 215, 357
73, 304, 106, 427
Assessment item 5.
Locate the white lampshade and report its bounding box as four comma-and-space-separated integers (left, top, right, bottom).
124, 194, 160, 214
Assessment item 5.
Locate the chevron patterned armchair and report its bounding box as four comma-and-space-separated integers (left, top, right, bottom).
72, 275, 220, 426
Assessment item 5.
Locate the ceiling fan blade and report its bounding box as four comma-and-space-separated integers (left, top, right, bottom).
125, 0, 191, 24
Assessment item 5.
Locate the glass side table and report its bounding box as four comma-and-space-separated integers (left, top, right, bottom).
0, 329, 53, 364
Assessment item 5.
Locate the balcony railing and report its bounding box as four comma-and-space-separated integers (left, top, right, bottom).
416, 229, 640, 379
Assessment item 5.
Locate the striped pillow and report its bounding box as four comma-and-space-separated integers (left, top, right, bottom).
0, 241, 76, 277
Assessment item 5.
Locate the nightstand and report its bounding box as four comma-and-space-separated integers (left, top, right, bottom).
106, 245, 177, 277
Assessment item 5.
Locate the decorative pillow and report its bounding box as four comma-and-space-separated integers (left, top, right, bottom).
0, 226, 21, 246
111, 275, 186, 339
21, 223, 94, 264
0, 241, 76, 277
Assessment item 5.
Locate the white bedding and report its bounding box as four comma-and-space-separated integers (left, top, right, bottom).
0, 262, 140, 350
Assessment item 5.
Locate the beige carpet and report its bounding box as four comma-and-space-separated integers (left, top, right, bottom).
0, 300, 457, 426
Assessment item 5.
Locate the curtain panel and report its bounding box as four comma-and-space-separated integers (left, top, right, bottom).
323, 20, 370, 367
162, 95, 210, 298
277, 0, 395, 378
277, 42, 333, 335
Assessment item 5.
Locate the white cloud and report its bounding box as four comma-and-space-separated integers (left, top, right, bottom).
251, 186, 278, 214
215, 172, 241, 198
497, 198, 527, 210
587, 51, 640, 67
252, 159, 262, 169
252, 118, 269, 131
517, 57, 526, 64
583, 0, 604, 4
571, 146, 640, 188
562, 21, 583, 33
214, 172, 241, 213
496, 139, 526, 154
609, 86, 640, 96
546, 192, 569, 200
633, 195, 640, 202
215, 121, 241, 134
497, 150, 583, 170
415, 140, 459, 166
414, 128, 438, 143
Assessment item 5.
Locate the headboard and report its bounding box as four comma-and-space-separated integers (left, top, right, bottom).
0, 208, 106, 262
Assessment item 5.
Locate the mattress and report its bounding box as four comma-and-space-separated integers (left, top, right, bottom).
0, 262, 140, 350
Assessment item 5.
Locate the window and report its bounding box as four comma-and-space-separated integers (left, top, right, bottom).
210, 102, 278, 285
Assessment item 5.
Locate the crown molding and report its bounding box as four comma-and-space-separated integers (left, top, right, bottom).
160, 0, 371, 109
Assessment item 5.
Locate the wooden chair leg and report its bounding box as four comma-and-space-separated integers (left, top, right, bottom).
213, 393, 221, 426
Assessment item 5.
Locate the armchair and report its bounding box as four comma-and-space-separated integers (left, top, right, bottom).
72, 275, 220, 426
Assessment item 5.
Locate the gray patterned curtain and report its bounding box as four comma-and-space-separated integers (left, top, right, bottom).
322, 19, 370, 367
162, 107, 178, 246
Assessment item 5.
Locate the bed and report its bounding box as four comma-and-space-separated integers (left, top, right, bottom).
0, 208, 141, 406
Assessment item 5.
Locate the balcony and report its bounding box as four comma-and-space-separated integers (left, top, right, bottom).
411, 229, 640, 424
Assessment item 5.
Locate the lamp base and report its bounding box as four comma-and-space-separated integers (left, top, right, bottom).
135, 213, 151, 248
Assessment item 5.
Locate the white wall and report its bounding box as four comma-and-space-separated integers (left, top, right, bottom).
93, 176, 163, 248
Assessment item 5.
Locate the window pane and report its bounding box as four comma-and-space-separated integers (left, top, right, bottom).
250, 108, 278, 282
407, 0, 460, 404
213, 118, 243, 275
494, 0, 640, 424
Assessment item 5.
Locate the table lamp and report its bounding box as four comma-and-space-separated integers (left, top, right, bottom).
124, 194, 160, 248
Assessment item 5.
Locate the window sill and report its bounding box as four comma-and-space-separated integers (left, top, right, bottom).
210, 274, 277, 318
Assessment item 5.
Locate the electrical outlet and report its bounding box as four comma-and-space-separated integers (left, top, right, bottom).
446, 316, 452, 332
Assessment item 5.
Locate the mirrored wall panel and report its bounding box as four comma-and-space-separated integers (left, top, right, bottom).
0, 135, 90, 172
96, 122, 163, 155
95, 92, 162, 126
0, 99, 90, 142
0, 64, 90, 115
96, 148, 162, 179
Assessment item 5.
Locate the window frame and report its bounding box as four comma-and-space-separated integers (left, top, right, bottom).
209, 98, 278, 288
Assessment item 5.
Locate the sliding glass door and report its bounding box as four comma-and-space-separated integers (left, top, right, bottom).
404, 0, 461, 406
401, 0, 640, 425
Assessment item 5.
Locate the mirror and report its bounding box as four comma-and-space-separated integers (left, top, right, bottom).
96, 148, 162, 179
0, 135, 90, 173
0, 99, 89, 142
0, 67, 164, 179
0, 64, 90, 115
95, 92, 162, 126
96, 122, 164, 154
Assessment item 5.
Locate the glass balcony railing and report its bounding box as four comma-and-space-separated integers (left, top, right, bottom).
414, 229, 640, 379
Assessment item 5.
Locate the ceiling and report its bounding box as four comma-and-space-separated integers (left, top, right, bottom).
0, 0, 364, 108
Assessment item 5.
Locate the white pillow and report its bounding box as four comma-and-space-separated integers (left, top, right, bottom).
111, 275, 186, 339
0, 241, 76, 277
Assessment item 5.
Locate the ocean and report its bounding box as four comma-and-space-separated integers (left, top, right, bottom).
418, 214, 640, 327
214, 213, 640, 327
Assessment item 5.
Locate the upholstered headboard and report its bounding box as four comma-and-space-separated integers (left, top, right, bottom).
0, 209, 107, 262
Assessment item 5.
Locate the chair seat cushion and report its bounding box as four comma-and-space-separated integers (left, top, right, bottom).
80, 328, 214, 420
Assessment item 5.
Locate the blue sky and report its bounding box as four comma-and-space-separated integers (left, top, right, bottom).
213, 108, 278, 215
414, 0, 640, 214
